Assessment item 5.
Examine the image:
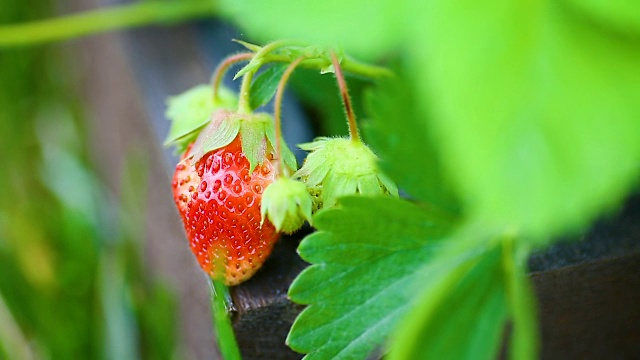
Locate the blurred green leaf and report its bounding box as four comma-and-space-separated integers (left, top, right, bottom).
507, 243, 539, 360
388, 241, 508, 360
165, 85, 237, 153
249, 63, 287, 110
0, 2, 178, 358
563, 0, 640, 35
165, 85, 215, 150
219, 0, 403, 59
364, 69, 459, 214
287, 196, 454, 359
411, 0, 640, 240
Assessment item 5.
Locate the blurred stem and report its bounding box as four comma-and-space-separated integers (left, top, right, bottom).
235, 40, 304, 113
211, 52, 254, 102
264, 54, 392, 79
274, 56, 305, 175
0, 0, 217, 47
237, 71, 254, 114
209, 279, 241, 360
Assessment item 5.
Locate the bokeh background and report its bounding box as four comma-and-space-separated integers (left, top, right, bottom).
0, 1, 247, 358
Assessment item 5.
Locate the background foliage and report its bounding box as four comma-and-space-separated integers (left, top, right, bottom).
0, 2, 177, 359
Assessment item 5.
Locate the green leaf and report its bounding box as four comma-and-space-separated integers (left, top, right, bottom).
364, 70, 459, 214
411, 0, 640, 240
388, 241, 509, 360
219, 0, 404, 59
249, 63, 287, 110
287, 196, 454, 359
563, 0, 640, 35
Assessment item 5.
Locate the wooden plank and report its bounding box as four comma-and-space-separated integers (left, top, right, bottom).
230, 233, 308, 359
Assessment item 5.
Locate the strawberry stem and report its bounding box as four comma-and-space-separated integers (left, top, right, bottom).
211, 52, 253, 103
274, 56, 306, 176
237, 70, 254, 114
208, 278, 241, 360
237, 40, 305, 114
236, 41, 393, 79
331, 51, 360, 143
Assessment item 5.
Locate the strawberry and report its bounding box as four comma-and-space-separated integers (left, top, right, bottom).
171, 110, 297, 286
173, 136, 280, 285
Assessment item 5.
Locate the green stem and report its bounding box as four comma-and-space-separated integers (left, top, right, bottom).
264, 54, 392, 79
208, 278, 241, 360
235, 40, 392, 79
274, 56, 306, 175
331, 50, 360, 143
237, 70, 254, 114
254, 39, 305, 60
340, 55, 395, 78
211, 52, 254, 102
0, 0, 216, 47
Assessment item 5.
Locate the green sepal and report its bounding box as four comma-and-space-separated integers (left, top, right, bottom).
264, 122, 297, 174
323, 168, 359, 209
261, 177, 313, 234
232, 39, 262, 52
189, 110, 297, 175
294, 137, 397, 211
190, 111, 241, 164
234, 57, 263, 80
164, 85, 237, 153
240, 114, 271, 173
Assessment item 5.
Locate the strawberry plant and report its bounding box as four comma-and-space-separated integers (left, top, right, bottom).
2, 1, 639, 359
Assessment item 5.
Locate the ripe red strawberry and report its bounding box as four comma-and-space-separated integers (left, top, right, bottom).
172, 136, 279, 286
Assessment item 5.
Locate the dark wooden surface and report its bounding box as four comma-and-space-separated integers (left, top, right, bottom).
230, 234, 308, 360
102, 13, 640, 359
533, 253, 640, 359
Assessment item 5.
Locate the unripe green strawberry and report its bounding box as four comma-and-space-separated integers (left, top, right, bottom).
261, 177, 313, 234
294, 137, 398, 211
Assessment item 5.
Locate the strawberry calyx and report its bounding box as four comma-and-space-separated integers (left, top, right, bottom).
164, 84, 237, 153
188, 110, 297, 175
294, 137, 398, 210
260, 177, 313, 234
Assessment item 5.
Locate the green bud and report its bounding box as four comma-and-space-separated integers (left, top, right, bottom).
261, 177, 313, 234
294, 137, 398, 211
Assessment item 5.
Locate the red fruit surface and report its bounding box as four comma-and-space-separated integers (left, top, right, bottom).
172, 137, 279, 285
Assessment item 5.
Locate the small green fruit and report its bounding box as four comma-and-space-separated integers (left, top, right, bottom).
294, 137, 398, 211
261, 177, 313, 234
